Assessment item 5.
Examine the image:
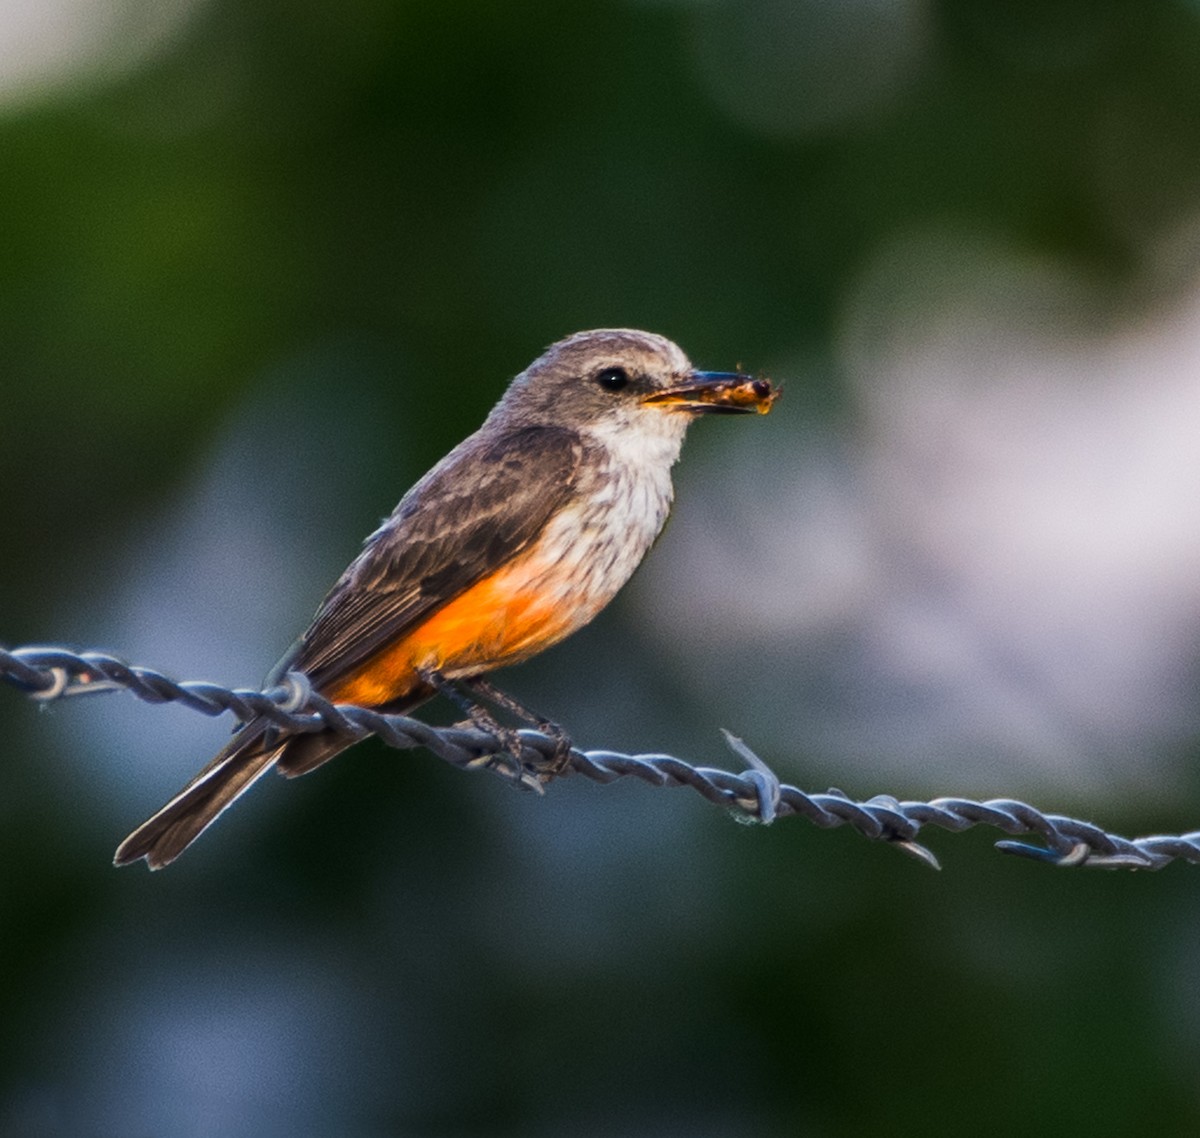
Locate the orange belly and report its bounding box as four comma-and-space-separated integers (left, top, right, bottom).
326, 550, 588, 707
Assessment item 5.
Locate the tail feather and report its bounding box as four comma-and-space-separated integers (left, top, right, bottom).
114, 726, 284, 870
115, 685, 432, 869
273, 732, 354, 778
271, 683, 429, 778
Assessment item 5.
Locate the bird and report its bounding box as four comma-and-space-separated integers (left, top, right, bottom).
114, 328, 778, 869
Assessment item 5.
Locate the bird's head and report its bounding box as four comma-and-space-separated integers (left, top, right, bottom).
494, 329, 778, 443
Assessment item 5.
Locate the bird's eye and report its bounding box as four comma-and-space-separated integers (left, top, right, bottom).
595, 366, 630, 392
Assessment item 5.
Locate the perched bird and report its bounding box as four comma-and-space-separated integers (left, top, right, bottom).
115, 329, 778, 869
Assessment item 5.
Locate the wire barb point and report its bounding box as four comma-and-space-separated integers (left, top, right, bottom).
721, 728, 782, 824
889, 838, 942, 871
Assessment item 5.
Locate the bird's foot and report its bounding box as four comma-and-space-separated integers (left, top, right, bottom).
421, 670, 574, 782
418, 669, 532, 780
537, 719, 574, 778
459, 675, 574, 781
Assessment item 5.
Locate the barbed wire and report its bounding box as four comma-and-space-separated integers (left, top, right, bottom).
2, 643, 1197, 872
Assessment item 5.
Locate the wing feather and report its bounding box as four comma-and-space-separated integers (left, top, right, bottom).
282, 424, 586, 690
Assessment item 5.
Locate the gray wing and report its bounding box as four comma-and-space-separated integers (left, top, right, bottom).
282, 424, 586, 691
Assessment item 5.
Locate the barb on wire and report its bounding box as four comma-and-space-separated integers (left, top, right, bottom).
2, 644, 1197, 872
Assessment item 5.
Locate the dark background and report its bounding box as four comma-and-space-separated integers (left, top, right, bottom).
3, 1, 1200, 1134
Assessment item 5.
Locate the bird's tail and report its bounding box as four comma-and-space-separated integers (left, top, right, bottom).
115, 681, 433, 869
113, 725, 353, 870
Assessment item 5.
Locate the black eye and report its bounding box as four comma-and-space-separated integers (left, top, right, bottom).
595, 366, 629, 392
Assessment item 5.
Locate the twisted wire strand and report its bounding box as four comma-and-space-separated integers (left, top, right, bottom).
3, 644, 1196, 872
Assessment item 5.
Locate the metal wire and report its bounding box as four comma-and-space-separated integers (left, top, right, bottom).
3, 643, 1197, 871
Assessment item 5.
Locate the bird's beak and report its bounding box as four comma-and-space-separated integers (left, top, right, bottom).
641, 371, 780, 415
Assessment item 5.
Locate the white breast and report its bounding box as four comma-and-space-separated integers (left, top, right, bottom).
527, 408, 687, 634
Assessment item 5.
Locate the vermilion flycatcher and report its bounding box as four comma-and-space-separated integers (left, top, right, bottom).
115, 329, 778, 868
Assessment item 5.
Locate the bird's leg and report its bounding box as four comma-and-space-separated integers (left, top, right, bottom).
457, 675, 574, 778
418, 668, 527, 774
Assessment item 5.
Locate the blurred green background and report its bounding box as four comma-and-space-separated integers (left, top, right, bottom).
3, 0, 1200, 1134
